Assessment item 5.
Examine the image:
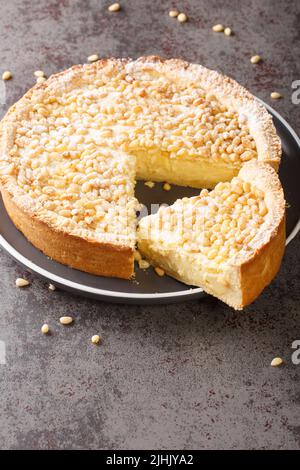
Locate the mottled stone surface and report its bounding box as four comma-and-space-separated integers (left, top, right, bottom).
0, 0, 300, 450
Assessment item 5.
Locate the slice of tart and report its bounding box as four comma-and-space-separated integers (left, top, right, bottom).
0, 56, 282, 278
137, 162, 285, 309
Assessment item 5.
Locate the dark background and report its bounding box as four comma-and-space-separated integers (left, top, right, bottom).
0, 0, 299, 449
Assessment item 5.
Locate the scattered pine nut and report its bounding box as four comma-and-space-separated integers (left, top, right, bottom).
59, 316, 73, 325
87, 54, 99, 63
224, 27, 232, 36
41, 324, 49, 334
271, 357, 283, 367
36, 76, 46, 84
177, 13, 188, 23
144, 181, 155, 188
91, 334, 101, 344
108, 2, 120, 12
271, 91, 282, 100
169, 10, 179, 18
139, 259, 150, 269
250, 55, 261, 64
134, 250, 142, 262
2, 71, 12, 80
16, 278, 30, 287
34, 70, 45, 78
154, 266, 165, 277
212, 24, 224, 32
49, 283, 56, 291
163, 182, 171, 191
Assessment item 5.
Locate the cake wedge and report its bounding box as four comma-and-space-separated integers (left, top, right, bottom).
137, 162, 285, 309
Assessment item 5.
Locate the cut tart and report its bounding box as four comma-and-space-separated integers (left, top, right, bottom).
0, 56, 282, 281
137, 162, 285, 309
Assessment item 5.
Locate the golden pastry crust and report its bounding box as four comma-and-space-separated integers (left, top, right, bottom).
0, 56, 282, 281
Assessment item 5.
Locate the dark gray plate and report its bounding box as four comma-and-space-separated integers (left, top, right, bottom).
0, 101, 299, 304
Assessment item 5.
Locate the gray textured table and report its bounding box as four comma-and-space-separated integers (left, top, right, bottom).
0, 0, 299, 450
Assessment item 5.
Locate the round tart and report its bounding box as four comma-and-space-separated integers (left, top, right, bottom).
0, 56, 283, 300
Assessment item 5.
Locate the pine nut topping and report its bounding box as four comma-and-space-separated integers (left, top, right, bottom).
154, 266, 165, 276
177, 13, 188, 23
16, 278, 30, 287
138, 259, 150, 269
2, 71, 12, 80
169, 10, 179, 18
108, 3, 121, 12
250, 55, 261, 64
59, 316, 73, 325
224, 27, 232, 36
41, 324, 49, 334
212, 24, 224, 32
145, 174, 269, 263
271, 357, 283, 367
49, 283, 56, 291
87, 54, 99, 63
91, 334, 101, 344
270, 92, 282, 99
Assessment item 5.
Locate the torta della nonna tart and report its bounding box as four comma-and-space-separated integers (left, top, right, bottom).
0, 56, 284, 308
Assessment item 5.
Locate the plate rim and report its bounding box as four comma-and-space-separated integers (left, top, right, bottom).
0, 100, 299, 300
260, 101, 300, 245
